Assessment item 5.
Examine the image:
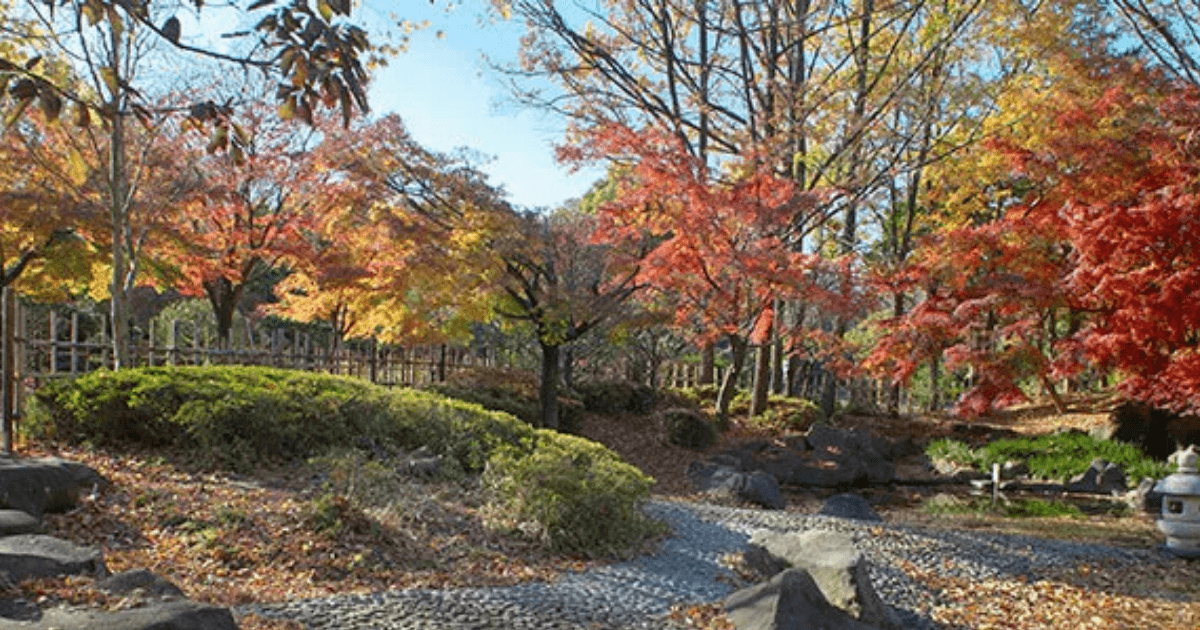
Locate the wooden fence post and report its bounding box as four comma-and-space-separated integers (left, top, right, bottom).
169, 319, 179, 366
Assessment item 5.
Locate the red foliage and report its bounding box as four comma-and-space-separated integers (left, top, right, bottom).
569, 123, 842, 348
871, 57, 1200, 415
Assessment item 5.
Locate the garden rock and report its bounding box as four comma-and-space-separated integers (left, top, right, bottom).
817, 493, 882, 522
0, 456, 101, 518
691, 426, 903, 492
97, 569, 186, 600
743, 530, 898, 629
1134, 477, 1164, 514
401, 446, 443, 479
725, 568, 882, 630
0, 534, 105, 582
687, 462, 785, 509
1066, 458, 1127, 495
0, 510, 41, 536
6, 599, 239, 630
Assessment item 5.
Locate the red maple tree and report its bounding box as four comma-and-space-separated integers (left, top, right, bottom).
566, 123, 840, 418
870, 56, 1200, 415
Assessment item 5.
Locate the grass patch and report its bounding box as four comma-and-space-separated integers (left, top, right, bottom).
922, 494, 1083, 518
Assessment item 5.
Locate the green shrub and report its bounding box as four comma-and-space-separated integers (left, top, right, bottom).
926, 438, 982, 469
30, 365, 667, 558
427, 382, 584, 435
750, 396, 824, 433
483, 430, 662, 557
576, 380, 658, 415
28, 366, 534, 472
671, 385, 718, 409
661, 408, 718, 450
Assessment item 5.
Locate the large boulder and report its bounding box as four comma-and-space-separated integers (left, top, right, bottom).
725, 568, 882, 630
817, 493, 882, 523
744, 530, 898, 629
0, 534, 105, 582
8, 600, 239, 630
97, 569, 186, 600
691, 426, 900, 491
0, 456, 101, 518
1066, 458, 1127, 495
687, 462, 786, 509
0, 510, 41, 536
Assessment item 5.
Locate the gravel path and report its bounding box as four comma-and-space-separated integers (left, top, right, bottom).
236, 499, 1167, 630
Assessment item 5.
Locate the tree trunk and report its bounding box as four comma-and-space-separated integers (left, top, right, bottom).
700, 341, 715, 386
2, 287, 14, 454
820, 320, 847, 420
887, 291, 904, 416
928, 353, 941, 412
204, 277, 243, 350
715, 335, 748, 427
561, 345, 575, 389
539, 341, 561, 430
750, 343, 771, 417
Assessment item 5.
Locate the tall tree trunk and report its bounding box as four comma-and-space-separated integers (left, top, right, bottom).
887, 291, 904, 416
750, 342, 771, 417
2, 287, 14, 454
204, 277, 243, 349
771, 299, 785, 394
539, 341, 561, 430
700, 341, 715, 386
109, 108, 129, 369
106, 24, 131, 370
928, 353, 941, 412
715, 335, 748, 428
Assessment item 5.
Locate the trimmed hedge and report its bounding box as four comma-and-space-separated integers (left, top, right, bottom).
28, 366, 535, 472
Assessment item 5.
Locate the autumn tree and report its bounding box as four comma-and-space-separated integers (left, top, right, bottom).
867, 49, 1200, 417
568, 123, 841, 422
499, 0, 1010, 416
0, 113, 99, 299
495, 204, 642, 430
270, 114, 515, 350
0, 0, 376, 367
165, 99, 329, 347
994, 57, 1200, 414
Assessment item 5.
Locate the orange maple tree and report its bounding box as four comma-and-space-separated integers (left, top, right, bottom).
270, 114, 513, 348
165, 101, 331, 346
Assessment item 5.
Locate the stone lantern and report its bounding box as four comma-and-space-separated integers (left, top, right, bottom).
1156, 445, 1200, 558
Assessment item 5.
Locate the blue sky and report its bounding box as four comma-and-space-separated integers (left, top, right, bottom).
360, 2, 603, 209
178, 2, 594, 209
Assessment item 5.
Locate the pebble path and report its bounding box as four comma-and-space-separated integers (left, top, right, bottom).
236, 499, 1168, 630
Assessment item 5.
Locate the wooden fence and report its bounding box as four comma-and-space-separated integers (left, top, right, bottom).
18, 309, 493, 385
0, 294, 500, 430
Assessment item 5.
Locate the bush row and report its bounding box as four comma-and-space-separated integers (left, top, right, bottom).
28, 366, 657, 556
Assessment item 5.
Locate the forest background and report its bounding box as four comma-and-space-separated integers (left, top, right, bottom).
3, 0, 1200, 436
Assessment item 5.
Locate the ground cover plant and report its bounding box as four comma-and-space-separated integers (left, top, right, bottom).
925, 431, 1174, 484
